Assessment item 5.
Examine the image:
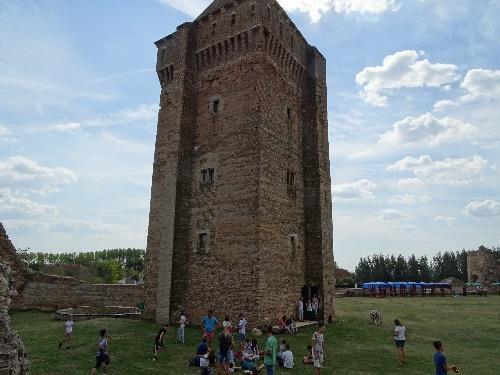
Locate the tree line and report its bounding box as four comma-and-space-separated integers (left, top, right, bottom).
354, 251, 468, 283
16, 248, 145, 284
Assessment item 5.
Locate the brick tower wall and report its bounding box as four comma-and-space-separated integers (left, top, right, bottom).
145, 0, 335, 325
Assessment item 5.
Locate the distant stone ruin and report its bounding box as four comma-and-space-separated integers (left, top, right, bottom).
0, 224, 29, 374
467, 246, 500, 285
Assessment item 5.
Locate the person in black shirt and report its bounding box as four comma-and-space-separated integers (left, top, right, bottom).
153, 324, 169, 361
218, 326, 233, 374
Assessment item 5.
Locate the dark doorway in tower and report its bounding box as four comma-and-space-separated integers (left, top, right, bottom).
302, 285, 319, 321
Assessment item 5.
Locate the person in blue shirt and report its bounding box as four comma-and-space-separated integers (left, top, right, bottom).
433, 341, 459, 374
201, 309, 219, 346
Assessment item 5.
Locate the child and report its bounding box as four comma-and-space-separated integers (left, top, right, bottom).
286, 316, 298, 334
223, 315, 233, 334
237, 313, 248, 347
277, 338, 287, 366
393, 319, 406, 366
197, 336, 209, 356
58, 316, 74, 349
153, 324, 169, 361
312, 323, 326, 374
177, 311, 188, 345
433, 341, 459, 374
303, 345, 313, 365
90, 329, 111, 374
282, 344, 294, 369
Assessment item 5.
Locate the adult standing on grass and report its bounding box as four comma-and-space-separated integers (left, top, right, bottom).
433, 341, 459, 374
90, 328, 111, 374
263, 325, 278, 375
312, 323, 326, 375
393, 319, 406, 366
201, 310, 219, 346
58, 315, 74, 350
297, 298, 304, 321
217, 326, 233, 375
177, 311, 188, 345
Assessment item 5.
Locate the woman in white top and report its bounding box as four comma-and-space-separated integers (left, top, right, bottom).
59, 316, 74, 349
393, 319, 406, 366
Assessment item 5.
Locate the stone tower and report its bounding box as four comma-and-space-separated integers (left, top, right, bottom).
144, 0, 335, 325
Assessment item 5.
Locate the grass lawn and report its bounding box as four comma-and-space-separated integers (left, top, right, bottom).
11, 296, 500, 375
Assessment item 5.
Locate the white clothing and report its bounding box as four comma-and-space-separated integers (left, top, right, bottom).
238, 318, 247, 334
282, 350, 294, 368
64, 320, 74, 334
180, 315, 186, 328
297, 300, 303, 310
394, 325, 406, 341
200, 354, 209, 368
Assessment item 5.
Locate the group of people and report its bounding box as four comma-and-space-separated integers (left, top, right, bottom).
55, 309, 459, 374
392, 319, 460, 374
296, 295, 320, 321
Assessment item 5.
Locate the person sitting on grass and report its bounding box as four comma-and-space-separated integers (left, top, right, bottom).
197, 336, 209, 356
281, 344, 294, 369
303, 344, 313, 365
91, 329, 111, 374
286, 316, 298, 334
278, 315, 288, 333
393, 319, 406, 366
433, 341, 459, 374
187, 349, 216, 370
152, 324, 169, 361
277, 338, 287, 366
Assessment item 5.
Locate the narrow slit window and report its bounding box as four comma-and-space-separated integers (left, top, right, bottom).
287, 107, 292, 120
251, 3, 256, 18
290, 236, 297, 257
231, 13, 236, 26
212, 23, 217, 36
198, 233, 208, 254
213, 99, 219, 113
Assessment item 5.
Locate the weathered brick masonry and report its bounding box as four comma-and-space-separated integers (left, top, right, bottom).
145, 0, 335, 325
0, 223, 29, 374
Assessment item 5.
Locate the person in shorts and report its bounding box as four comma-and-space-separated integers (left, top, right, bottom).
58, 315, 74, 349
91, 329, 110, 374
201, 310, 219, 346
153, 324, 169, 361
393, 319, 406, 366
312, 323, 326, 374
217, 326, 233, 374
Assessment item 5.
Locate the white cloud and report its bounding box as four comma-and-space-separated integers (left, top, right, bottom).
387, 155, 487, 186
0, 156, 78, 195
85, 104, 158, 128
0, 126, 16, 142
379, 208, 407, 220
380, 113, 476, 147
332, 179, 377, 200
392, 224, 416, 232
461, 69, 500, 99
434, 216, 456, 225
157, 0, 399, 23
463, 200, 500, 218
49, 122, 81, 133
433, 69, 500, 110
389, 194, 431, 205
3, 218, 124, 232
0, 188, 57, 216
356, 50, 459, 106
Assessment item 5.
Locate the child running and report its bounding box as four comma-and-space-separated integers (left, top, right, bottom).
58, 315, 74, 349
90, 329, 111, 374
153, 324, 169, 361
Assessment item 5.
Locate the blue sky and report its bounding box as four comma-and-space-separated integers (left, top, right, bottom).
1, 0, 499, 270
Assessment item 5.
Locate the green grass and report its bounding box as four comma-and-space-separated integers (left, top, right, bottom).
11, 296, 500, 375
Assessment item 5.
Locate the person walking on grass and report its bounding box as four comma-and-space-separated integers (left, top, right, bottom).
177, 311, 188, 345
312, 323, 326, 374
433, 341, 460, 374
90, 329, 111, 374
393, 319, 406, 366
201, 310, 219, 347
263, 325, 278, 375
58, 315, 74, 349
153, 324, 169, 361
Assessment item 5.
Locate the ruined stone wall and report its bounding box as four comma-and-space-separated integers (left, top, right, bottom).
146, 0, 335, 325
11, 273, 144, 310
0, 223, 29, 374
